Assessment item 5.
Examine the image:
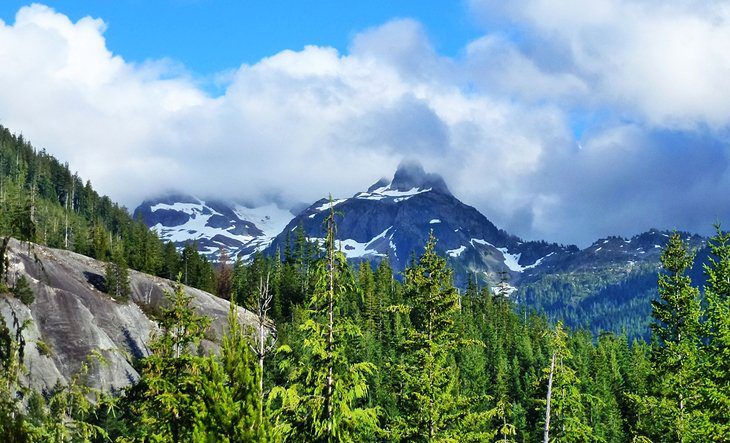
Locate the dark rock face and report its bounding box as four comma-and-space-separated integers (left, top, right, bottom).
145, 208, 191, 226
265, 161, 571, 286
0, 238, 258, 394
389, 159, 452, 195
263, 161, 704, 295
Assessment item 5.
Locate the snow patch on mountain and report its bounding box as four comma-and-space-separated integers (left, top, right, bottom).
355, 186, 432, 202
447, 246, 467, 257
149, 198, 258, 252
150, 202, 206, 213
136, 195, 294, 259
497, 247, 524, 272
523, 252, 554, 270
304, 226, 395, 260
313, 199, 348, 212
233, 203, 293, 239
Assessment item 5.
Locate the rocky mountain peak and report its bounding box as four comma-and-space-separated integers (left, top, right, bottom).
387, 159, 451, 195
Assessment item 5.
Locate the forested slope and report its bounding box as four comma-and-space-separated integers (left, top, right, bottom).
0, 125, 218, 293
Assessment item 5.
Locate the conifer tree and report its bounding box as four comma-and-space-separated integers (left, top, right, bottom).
373, 257, 396, 345
134, 280, 211, 441
0, 306, 30, 441
541, 321, 593, 443
216, 247, 234, 300
105, 242, 130, 301
359, 261, 376, 332
392, 232, 494, 441
633, 233, 704, 442
11, 276, 34, 305
700, 225, 730, 440
270, 202, 378, 442
192, 304, 270, 441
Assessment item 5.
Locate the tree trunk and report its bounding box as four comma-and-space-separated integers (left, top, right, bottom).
325, 210, 335, 436
544, 352, 556, 443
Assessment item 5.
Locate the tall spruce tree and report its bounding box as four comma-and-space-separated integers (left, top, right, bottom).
270, 202, 378, 442
633, 233, 705, 442
700, 225, 730, 441
391, 232, 494, 442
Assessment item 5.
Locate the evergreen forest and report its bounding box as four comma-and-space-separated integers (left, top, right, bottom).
1, 126, 730, 441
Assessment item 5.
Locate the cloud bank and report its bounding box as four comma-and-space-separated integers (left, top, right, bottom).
1, 3, 729, 246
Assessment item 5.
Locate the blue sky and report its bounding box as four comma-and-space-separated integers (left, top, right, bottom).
0, 1, 482, 75
1, 1, 729, 246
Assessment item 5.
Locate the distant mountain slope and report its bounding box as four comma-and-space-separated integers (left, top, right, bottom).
133, 194, 294, 259
516, 230, 707, 338
0, 237, 258, 394
266, 160, 572, 287
132, 161, 712, 339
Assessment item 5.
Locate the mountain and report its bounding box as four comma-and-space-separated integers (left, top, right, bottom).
266, 160, 572, 287
133, 194, 294, 259
516, 229, 707, 338
261, 161, 710, 338
133, 161, 710, 338
0, 237, 258, 394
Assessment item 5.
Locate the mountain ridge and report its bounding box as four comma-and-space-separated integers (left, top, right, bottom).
132, 162, 710, 338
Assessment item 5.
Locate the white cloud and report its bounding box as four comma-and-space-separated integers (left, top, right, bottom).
464, 35, 589, 103
0, 6, 568, 226
1, 3, 729, 247
471, 0, 730, 129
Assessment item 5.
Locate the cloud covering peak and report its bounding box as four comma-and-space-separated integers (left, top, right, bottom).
1, 3, 730, 246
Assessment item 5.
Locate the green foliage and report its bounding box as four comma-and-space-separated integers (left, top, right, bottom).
191, 304, 270, 441
0, 305, 30, 442
270, 204, 379, 442
35, 339, 52, 357
30, 355, 110, 442
105, 241, 131, 301
11, 275, 34, 305
517, 265, 659, 340
699, 225, 730, 441
540, 322, 594, 443
390, 232, 495, 442
129, 281, 212, 441
631, 233, 706, 442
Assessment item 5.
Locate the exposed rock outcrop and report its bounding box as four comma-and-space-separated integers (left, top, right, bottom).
0, 238, 258, 394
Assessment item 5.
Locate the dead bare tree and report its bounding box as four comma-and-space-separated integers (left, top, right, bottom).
250, 271, 276, 418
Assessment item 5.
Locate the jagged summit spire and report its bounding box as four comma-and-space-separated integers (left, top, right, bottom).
389, 159, 451, 195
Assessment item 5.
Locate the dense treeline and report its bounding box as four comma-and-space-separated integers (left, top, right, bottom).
517, 266, 660, 340
2, 201, 730, 441
0, 125, 217, 294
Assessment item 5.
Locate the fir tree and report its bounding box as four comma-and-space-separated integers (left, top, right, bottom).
633, 233, 705, 442
700, 225, 730, 441
270, 202, 378, 442
11, 276, 33, 305
105, 242, 130, 301
133, 280, 211, 441
191, 304, 270, 441
391, 232, 494, 442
